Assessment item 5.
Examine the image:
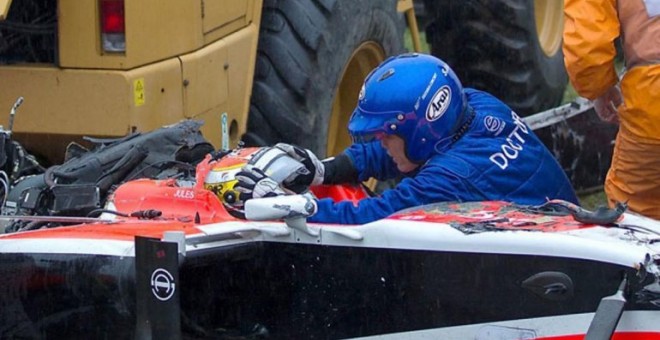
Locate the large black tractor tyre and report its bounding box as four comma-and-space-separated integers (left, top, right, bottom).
424, 0, 567, 116
243, 0, 404, 157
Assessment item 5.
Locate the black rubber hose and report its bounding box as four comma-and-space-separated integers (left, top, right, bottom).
86, 209, 130, 218
571, 202, 628, 225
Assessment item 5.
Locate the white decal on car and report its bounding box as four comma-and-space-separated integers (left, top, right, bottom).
174, 189, 195, 199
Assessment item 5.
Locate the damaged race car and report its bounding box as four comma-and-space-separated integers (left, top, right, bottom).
0, 122, 659, 339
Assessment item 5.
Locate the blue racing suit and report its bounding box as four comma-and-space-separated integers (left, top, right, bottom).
309, 88, 579, 224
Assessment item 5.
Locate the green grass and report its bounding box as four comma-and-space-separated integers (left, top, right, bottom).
561, 83, 580, 104
404, 29, 429, 53
579, 190, 609, 210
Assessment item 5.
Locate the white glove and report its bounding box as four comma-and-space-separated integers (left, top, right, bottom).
275, 143, 325, 192
234, 164, 287, 200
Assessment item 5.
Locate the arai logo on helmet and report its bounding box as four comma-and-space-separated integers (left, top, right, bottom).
358, 84, 365, 101
426, 85, 451, 122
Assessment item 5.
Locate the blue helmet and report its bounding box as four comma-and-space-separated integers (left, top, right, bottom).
348, 53, 468, 163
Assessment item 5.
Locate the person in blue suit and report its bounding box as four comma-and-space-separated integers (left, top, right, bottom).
236, 53, 578, 224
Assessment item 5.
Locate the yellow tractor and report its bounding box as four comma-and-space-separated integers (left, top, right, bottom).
0, 0, 566, 165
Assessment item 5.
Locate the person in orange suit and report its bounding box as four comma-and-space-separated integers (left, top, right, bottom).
563, 0, 660, 219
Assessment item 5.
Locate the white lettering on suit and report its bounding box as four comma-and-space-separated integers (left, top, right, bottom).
489, 111, 530, 170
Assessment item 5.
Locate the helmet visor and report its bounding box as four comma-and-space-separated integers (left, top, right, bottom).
348, 107, 408, 144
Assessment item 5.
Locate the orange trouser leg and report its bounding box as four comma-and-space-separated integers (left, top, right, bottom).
605, 127, 660, 219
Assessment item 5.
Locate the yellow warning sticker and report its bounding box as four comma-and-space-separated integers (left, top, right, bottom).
133, 78, 145, 107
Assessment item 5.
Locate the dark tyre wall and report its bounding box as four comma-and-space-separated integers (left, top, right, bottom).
424, 0, 567, 116
243, 0, 404, 156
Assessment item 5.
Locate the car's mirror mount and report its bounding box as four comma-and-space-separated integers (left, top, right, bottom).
244, 194, 318, 236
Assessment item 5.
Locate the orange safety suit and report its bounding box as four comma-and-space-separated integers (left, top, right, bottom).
564, 0, 660, 219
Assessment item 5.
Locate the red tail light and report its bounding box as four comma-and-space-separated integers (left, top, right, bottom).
100, 0, 125, 52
